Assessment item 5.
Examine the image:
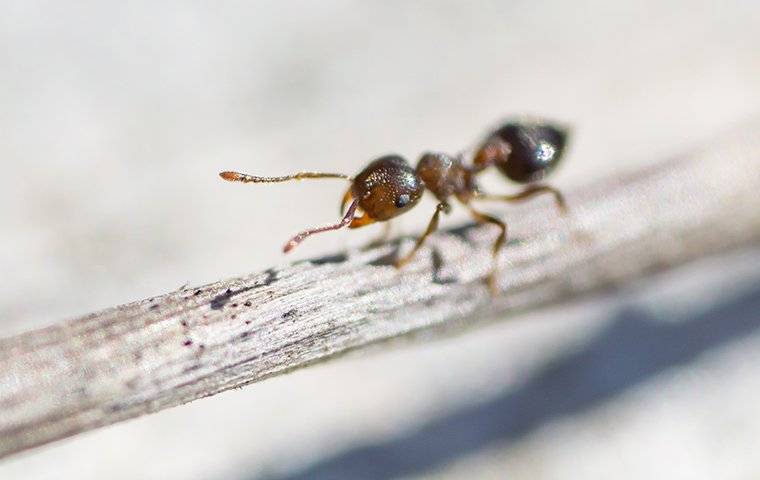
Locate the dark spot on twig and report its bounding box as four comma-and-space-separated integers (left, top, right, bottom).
210, 270, 278, 310
240, 331, 250, 339
231, 303, 238, 308
198, 344, 205, 350
183, 364, 201, 374
261, 268, 278, 286
183, 339, 193, 346
210, 287, 252, 310
180, 320, 188, 327
244, 301, 252, 307
194, 290, 202, 296
210, 291, 234, 310
231, 314, 237, 320
309, 253, 348, 265
150, 304, 159, 310
282, 309, 298, 319
105, 403, 126, 414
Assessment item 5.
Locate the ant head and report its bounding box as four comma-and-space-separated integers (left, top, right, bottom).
352, 155, 424, 221
490, 120, 568, 183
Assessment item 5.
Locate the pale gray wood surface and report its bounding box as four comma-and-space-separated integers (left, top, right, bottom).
1, 120, 759, 459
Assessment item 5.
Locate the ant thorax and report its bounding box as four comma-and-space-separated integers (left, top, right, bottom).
416, 152, 469, 202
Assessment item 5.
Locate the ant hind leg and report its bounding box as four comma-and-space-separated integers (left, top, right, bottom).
466, 205, 507, 294
476, 184, 567, 215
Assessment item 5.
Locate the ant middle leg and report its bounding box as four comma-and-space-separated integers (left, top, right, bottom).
360, 221, 393, 250
475, 184, 567, 215
395, 202, 451, 268
374, 221, 393, 244
466, 205, 507, 294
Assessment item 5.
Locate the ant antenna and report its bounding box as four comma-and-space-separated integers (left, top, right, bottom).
219, 171, 353, 183
283, 199, 359, 253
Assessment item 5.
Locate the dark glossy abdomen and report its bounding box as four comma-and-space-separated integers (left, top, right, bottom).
492, 121, 568, 183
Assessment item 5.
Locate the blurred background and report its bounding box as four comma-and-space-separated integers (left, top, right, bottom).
1, 1, 759, 478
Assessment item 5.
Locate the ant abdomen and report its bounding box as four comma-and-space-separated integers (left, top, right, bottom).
351, 155, 424, 221
490, 121, 568, 183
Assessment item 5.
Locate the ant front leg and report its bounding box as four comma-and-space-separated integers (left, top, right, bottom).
466, 205, 507, 294
395, 202, 450, 269
360, 220, 393, 249
475, 184, 568, 216
367, 221, 393, 248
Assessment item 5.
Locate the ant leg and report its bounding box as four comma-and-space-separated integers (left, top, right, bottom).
360, 221, 393, 249
466, 205, 507, 294
395, 202, 450, 269
378, 221, 393, 242
283, 200, 359, 253
476, 184, 567, 215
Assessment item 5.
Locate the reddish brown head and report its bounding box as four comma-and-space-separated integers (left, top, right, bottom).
351, 155, 425, 221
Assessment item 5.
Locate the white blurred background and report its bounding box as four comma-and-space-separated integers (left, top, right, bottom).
1, 1, 759, 479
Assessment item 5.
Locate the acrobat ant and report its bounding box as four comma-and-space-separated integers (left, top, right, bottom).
220, 118, 569, 292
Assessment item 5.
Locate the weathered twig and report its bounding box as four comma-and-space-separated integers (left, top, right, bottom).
2, 120, 760, 459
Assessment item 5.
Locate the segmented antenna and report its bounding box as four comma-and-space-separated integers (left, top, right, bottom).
219, 171, 352, 183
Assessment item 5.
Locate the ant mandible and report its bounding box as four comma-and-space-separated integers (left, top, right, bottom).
220, 118, 569, 292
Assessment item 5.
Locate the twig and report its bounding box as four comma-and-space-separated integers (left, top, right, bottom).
2, 119, 760, 459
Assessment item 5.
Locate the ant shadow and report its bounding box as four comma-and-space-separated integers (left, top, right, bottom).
254, 281, 760, 480
365, 221, 515, 286
364, 234, 456, 285
366, 244, 456, 285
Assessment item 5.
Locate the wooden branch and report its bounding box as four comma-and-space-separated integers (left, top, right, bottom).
2, 120, 760, 460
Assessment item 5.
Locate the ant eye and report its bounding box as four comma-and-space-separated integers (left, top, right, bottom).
395, 194, 411, 208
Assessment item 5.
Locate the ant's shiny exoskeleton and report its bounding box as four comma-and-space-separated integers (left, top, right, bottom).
220, 118, 569, 291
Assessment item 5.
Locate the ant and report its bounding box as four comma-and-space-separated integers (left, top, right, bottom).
220, 118, 569, 292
